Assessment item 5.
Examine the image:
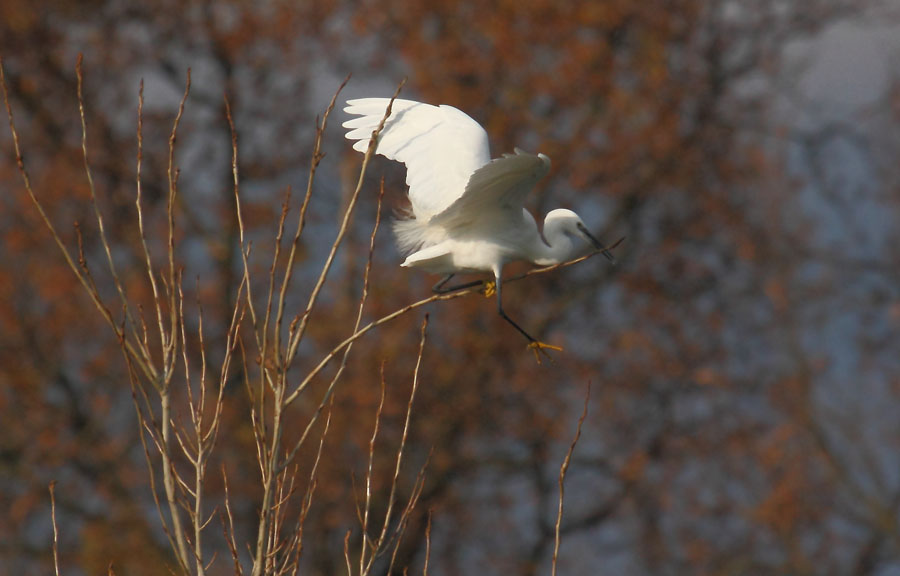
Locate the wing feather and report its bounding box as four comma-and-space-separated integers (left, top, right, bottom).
343, 98, 491, 219
432, 150, 551, 230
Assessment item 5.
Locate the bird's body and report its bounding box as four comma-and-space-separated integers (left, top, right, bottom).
343, 98, 614, 360
398, 205, 587, 273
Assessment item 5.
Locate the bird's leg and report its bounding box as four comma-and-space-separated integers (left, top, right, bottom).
493, 272, 562, 364
431, 274, 486, 294
432, 274, 455, 293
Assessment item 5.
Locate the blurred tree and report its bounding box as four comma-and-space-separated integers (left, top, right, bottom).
1, 0, 898, 574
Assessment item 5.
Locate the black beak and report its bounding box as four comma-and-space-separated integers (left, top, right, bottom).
577, 222, 616, 263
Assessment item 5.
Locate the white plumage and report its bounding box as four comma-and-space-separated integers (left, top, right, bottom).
343, 97, 615, 360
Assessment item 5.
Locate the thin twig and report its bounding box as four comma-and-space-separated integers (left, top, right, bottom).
517, 237, 625, 283
260, 186, 292, 385
366, 315, 430, 575
281, 181, 386, 469
225, 94, 260, 345
251, 77, 359, 576
360, 365, 388, 573
165, 70, 191, 373
423, 510, 433, 576
343, 531, 353, 576
275, 75, 351, 368
178, 280, 206, 576
291, 394, 336, 576
275, 74, 350, 364
285, 79, 405, 365
125, 351, 184, 558
49, 481, 60, 576
134, 78, 165, 381
159, 69, 193, 575
1, 57, 156, 383
221, 467, 244, 576
386, 452, 431, 575
552, 381, 592, 576
76, 55, 141, 344
284, 241, 622, 410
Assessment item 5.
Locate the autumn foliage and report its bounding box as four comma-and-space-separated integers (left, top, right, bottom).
1, 1, 899, 574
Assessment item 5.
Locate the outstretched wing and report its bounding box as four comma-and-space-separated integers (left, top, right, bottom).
432, 150, 551, 230
343, 98, 491, 220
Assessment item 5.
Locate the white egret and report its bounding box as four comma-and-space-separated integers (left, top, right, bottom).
343, 98, 615, 361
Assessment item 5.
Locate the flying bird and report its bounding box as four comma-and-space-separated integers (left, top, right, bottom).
343, 98, 615, 361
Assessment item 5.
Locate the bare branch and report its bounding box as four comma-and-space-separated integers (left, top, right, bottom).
343, 530, 353, 576
275, 74, 351, 367
49, 481, 60, 576
423, 510, 432, 576
291, 394, 336, 576
221, 467, 244, 576
552, 381, 592, 576
225, 93, 260, 347
284, 78, 405, 365
1, 57, 157, 383
360, 367, 388, 573
76, 55, 141, 344
281, 181, 386, 469
367, 315, 430, 575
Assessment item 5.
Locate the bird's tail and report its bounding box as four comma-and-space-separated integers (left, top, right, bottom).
392, 211, 428, 256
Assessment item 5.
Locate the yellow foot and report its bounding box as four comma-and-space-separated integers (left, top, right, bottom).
527, 341, 564, 364
482, 280, 496, 298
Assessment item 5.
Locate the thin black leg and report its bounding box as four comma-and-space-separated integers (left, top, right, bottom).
432, 274, 488, 295
493, 273, 539, 343
432, 274, 454, 293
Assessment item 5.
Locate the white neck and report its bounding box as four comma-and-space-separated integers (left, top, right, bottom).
532, 217, 578, 266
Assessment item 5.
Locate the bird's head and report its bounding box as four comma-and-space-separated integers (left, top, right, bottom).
544, 209, 616, 263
